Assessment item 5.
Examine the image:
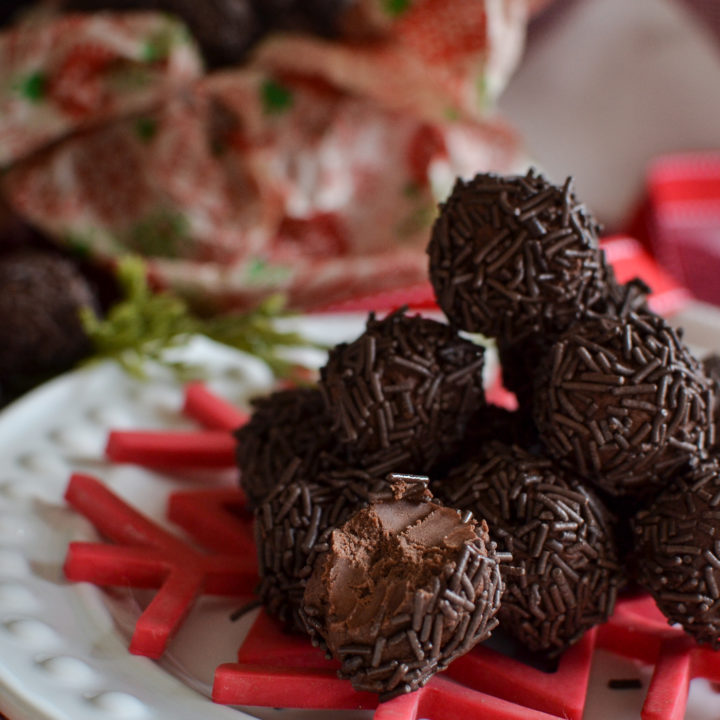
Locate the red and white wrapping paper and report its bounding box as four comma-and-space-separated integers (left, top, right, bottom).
0, 3, 530, 311
0, 12, 202, 167
646, 152, 720, 307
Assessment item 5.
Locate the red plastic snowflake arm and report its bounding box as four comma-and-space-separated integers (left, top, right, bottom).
129, 568, 205, 658
375, 675, 562, 720
64, 544, 171, 587
65, 473, 188, 551
167, 488, 254, 556
63, 473, 258, 659
105, 430, 237, 468
640, 637, 692, 720
182, 382, 249, 431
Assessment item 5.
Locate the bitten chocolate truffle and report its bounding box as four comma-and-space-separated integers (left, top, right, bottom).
254, 466, 387, 631
633, 458, 720, 647
0, 250, 97, 385
320, 308, 485, 474
235, 387, 348, 509
534, 312, 714, 499
427, 169, 609, 343
440, 442, 622, 656
302, 476, 505, 700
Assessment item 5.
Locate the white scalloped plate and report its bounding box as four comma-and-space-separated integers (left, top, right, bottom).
1, 309, 720, 720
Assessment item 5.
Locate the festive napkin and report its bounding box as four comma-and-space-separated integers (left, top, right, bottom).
644, 152, 720, 306
0, 3, 529, 311
0, 11, 201, 167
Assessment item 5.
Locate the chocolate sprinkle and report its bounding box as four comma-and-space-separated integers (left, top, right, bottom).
534, 312, 714, 499
235, 387, 349, 508
302, 478, 505, 699
320, 308, 485, 473
703, 353, 720, 449
427, 169, 609, 343
633, 458, 720, 647
254, 465, 389, 631
438, 441, 622, 656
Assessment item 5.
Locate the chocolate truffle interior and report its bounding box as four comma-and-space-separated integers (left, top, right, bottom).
309, 495, 477, 654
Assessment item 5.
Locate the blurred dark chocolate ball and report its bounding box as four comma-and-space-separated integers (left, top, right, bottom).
0, 250, 98, 388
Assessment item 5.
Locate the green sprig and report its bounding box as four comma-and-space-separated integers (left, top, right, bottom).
81, 256, 321, 380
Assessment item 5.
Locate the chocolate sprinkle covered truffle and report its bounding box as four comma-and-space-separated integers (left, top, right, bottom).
254, 465, 387, 631
440, 442, 622, 655
534, 312, 714, 499
0, 250, 97, 386
320, 308, 485, 474
633, 458, 720, 646
302, 475, 505, 700
702, 353, 720, 447
497, 276, 650, 412
235, 387, 348, 509
427, 169, 609, 343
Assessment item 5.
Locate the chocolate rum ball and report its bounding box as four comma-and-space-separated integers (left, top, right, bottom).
633, 458, 720, 647
302, 475, 505, 699
320, 308, 486, 474
441, 441, 622, 656
534, 312, 714, 499
0, 250, 97, 386
427, 169, 609, 343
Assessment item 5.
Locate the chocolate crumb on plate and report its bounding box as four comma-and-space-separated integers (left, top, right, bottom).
302, 475, 505, 700
608, 678, 643, 690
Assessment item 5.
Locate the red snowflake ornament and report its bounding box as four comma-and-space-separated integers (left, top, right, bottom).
61, 382, 720, 719
64, 473, 257, 657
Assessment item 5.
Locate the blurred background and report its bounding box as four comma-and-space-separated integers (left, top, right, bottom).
0, 0, 718, 403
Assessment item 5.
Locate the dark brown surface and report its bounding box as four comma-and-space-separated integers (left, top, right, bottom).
320, 308, 486, 475
253, 464, 388, 631
633, 457, 720, 646
533, 312, 715, 499
427, 168, 609, 344
0, 250, 97, 397
439, 441, 622, 656
235, 387, 348, 509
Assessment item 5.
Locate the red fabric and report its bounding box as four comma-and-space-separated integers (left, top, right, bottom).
644, 153, 720, 306
0, 5, 529, 312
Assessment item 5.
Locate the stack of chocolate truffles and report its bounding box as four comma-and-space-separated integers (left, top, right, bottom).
236, 168, 720, 700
